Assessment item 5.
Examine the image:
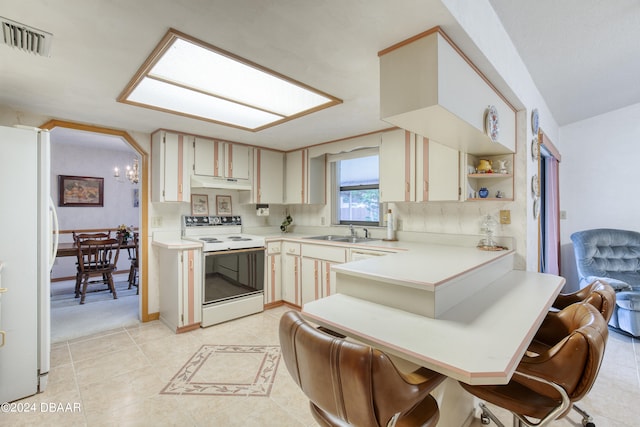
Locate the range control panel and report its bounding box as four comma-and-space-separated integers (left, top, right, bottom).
182, 215, 242, 227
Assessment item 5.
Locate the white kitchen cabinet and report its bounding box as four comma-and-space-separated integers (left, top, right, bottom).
158, 247, 202, 333
192, 136, 223, 177
379, 28, 516, 155
349, 247, 396, 261
300, 244, 347, 305
265, 241, 282, 306
282, 241, 301, 306
415, 135, 460, 202
379, 129, 410, 202
464, 153, 514, 201
225, 143, 251, 180
192, 137, 251, 183
379, 129, 460, 202
151, 131, 192, 203
284, 149, 326, 204
242, 148, 284, 204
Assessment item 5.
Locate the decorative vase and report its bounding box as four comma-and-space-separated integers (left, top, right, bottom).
478, 187, 489, 198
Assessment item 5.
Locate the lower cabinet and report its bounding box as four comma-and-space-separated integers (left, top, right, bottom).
282, 242, 301, 306
300, 244, 347, 305
265, 242, 282, 306
158, 247, 202, 333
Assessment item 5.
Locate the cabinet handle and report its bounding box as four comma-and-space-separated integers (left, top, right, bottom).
189, 258, 193, 270
0, 331, 5, 348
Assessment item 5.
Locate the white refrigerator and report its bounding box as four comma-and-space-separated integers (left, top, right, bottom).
0, 125, 57, 403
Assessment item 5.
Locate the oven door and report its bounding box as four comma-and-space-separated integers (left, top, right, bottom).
202, 247, 265, 305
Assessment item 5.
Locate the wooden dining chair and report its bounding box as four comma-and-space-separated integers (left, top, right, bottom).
76, 238, 121, 304
127, 232, 139, 294
72, 232, 112, 298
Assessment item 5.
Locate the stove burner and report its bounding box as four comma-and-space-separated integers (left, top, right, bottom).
201, 237, 221, 243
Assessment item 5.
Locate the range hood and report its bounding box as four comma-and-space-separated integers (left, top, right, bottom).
190, 175, 252, 191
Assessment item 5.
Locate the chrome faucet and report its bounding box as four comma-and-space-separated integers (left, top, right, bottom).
349, 224, 356, 238
363, 228, 369, 239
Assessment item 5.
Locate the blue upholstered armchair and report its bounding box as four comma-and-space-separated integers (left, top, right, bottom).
571, 229, 640, 336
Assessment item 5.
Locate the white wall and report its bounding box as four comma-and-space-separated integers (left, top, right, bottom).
50, 141, 140, 279
559, 102, 640, 290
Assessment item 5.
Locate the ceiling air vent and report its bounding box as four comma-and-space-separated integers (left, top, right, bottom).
1, 16, 52, 57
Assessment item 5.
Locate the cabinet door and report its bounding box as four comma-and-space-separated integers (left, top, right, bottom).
379, 129, 413, 202
416, 136, 460, 201
301, 258, 340, 305
285, 149, 305, 204
265, 243, 282, 305
285, 150, 326, 205
151, 131, 191, 202
225, 143, 250, 180
301, 257, 320, 305
283, 253, 301, 306
193, 137, 222, 177
255, 148, 284, 204
179, 249, 201, 328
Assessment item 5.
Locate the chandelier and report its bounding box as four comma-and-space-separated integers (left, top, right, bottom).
114, 158, 139, 184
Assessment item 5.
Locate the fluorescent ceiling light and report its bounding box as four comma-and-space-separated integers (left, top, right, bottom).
118, 29, 342, 131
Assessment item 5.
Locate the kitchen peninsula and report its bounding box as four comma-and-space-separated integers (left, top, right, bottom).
300, 239, 565, 426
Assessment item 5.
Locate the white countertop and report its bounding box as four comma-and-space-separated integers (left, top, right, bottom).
151, 231, 202, 250
333, 244, 512, 290
303, 270, 565, 385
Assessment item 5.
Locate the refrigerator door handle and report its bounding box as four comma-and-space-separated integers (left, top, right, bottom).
49, 197, 59, 272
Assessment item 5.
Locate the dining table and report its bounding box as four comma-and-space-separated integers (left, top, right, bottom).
56, 241, 137, 258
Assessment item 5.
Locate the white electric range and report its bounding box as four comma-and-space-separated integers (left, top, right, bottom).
182, 215, 265, 327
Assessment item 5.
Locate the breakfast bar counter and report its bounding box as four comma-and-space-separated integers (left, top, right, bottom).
303, 270, 564, 385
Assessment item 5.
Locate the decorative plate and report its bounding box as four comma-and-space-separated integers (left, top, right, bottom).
531, 174, 540, 198
531, 108, 539, 135
531, 137, 540, 161
485, 105, 500, 142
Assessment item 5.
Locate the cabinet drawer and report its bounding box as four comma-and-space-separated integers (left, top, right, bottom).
283, 242, 301, 256
266, 242, 281, 255
302, 244, 347, 263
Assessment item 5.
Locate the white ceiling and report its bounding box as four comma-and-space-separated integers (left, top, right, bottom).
1, 0, 638, 151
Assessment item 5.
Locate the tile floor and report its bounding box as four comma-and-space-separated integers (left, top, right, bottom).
2, 305, 639, 426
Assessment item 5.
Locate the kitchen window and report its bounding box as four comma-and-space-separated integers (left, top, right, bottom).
334, 153, 381, 226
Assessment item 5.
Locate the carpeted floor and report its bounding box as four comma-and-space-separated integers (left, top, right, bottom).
51, 278, 140, 343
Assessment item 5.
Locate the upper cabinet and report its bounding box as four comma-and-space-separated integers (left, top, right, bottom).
225, 143, 251, 181
151, 131, 192, 203
379, 129, 460, 203
379, 28, 516, 155
192, 137, 251, 181
284, 149, 325, 205
192, 136, 223, 177
240, 148, 284, 204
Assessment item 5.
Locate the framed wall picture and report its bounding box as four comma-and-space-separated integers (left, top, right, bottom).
191, 194, 209, 216
58, 175, 104, 207
216, 195, 232, 215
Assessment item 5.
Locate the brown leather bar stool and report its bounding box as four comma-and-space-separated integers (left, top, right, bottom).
279, 311, 445, 427
459, 302, 608, 427
524, 279, 615, 427
552, 279, 616, 320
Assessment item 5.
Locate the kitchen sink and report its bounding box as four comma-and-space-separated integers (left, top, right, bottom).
305, 235, 379, 244
305, 235, 350, 242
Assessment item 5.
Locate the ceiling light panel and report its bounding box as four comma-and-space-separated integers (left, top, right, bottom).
118, 29, 342, 131
128, 78, 284, 129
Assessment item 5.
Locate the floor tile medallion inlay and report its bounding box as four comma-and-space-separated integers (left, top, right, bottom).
161, 344, 281, 397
